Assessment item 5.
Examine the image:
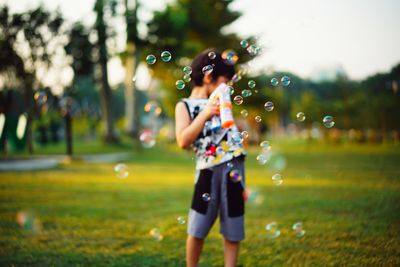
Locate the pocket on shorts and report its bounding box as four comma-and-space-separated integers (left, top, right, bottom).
191, 169, 213, 214
226, 170, 244, 217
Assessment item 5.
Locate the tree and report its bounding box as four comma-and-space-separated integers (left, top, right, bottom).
146, 0, 250, 117
0, 5, 64, 154
93, 0, 118, 142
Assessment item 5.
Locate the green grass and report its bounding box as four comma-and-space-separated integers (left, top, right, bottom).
0, 142, 400, 266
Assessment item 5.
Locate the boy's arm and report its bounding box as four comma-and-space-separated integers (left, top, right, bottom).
175, 101, 219, 149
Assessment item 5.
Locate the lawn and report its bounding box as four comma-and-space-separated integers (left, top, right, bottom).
0, 141, 399, 266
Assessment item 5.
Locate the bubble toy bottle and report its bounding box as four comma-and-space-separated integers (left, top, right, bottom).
209, 83, 234, 130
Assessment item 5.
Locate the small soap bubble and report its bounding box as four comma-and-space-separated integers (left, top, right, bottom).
176, 80, 185, 90
227, 162, 234, 168
183, 66, 192, 75
202, 193, 211, 202
281, 76, 291, 86
241, 131, 249, 139
160, 51, 172, 62
202, 65, 213, 75
296, 112, 306, 122
222, 49, 238, 65
255, 116, 262, 123
323, 115, 335, 128
240, 40, 249, 48
260, 141, 271, 151
139, 130, 156, 148
231, 132, 244, 144
240, 109, 248, 118
242, 89, 252, 97
208, 51, 216, 59
231, 73, 242, 83
229, 169, 242, 183
34, 91, 47, 106
146, 54, 156, 65
271, 78, 279, 86
248, 80, 256, 88
256, 154, 268, 165
16, 210, 42, 234
227, 86, 235, 95
265, 222, 281, 239
144, 101, 162, 116
264, 101, 274, 112
177, 216, 186, 225
272, 173, 283, 186
149, 228, 163, 241
247, 44, 259, 56
183, 74, 191, 82
114, 163, 129, 179
233, 95, 243, 105
292, 222, 306, 238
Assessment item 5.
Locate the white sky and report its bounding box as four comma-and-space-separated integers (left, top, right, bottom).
3, 0, 400, 88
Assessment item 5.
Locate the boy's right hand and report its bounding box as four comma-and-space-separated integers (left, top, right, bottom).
203, 100, 220, 119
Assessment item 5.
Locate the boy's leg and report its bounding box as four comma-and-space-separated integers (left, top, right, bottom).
224, 239, 240, 267
186, 235, 204, 267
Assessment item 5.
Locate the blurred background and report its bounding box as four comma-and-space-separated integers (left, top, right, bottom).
0, 0, 399, 266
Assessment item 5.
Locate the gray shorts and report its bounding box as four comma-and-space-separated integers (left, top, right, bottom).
187, 156, 245, 242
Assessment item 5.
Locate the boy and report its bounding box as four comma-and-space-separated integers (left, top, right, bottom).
175, 49, 246, 267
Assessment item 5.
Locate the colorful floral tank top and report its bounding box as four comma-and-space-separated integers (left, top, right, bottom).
181, 98, 246, 170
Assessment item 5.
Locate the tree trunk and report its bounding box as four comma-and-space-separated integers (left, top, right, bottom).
65, 113, 73, 156
95, 0, 118, 143
124, 42, 139, 137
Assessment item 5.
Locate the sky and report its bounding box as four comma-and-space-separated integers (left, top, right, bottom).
3, 0, 400, 88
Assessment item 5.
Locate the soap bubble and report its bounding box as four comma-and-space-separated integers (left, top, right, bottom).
231, 73, 242, 83
160, 51, 172, 62
240, 109, 248, 118
177, 216, 186, 225
139, 129, 156, 148
149, 228, 163, 241
233, 95, 243, 105
242, 89, 252, 97
34, 91, 47, 106
296, 112, 306, 122
255, 116, 262, 123
144, 101, 162, 116
222, 49, 238, 65
292, 222, 306, 238
202, 65, 213, 75
176, 80, 185, 90
248, 80, 256, 88
260, 141, 271, 151
16, 210, 42, 234
183, 66, 192, 75
208, 51, 216, 59
323, 115, 335, 128
146, 54, 156, 64
114, 163, 129, 179
227, 86, 235, 95
264, 101, 274, 112
229, 169, 242, 183
202, 193, 211, 202
271, 78, 279, 86
265, 222, 281, 239
272, 173, 283, 186
281, 76, 291, 86
256, 154, 268, 165
227, 162, 234, 168
183, 74, 191, 82
231, 132, 244, 144
240, 40, 249, 48
247, 44, 259, 56
241, 131, 249, 139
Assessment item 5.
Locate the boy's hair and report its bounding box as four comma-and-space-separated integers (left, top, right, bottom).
191, 48, 235, 87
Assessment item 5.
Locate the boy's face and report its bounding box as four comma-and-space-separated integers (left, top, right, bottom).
207, 76, 229, 96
